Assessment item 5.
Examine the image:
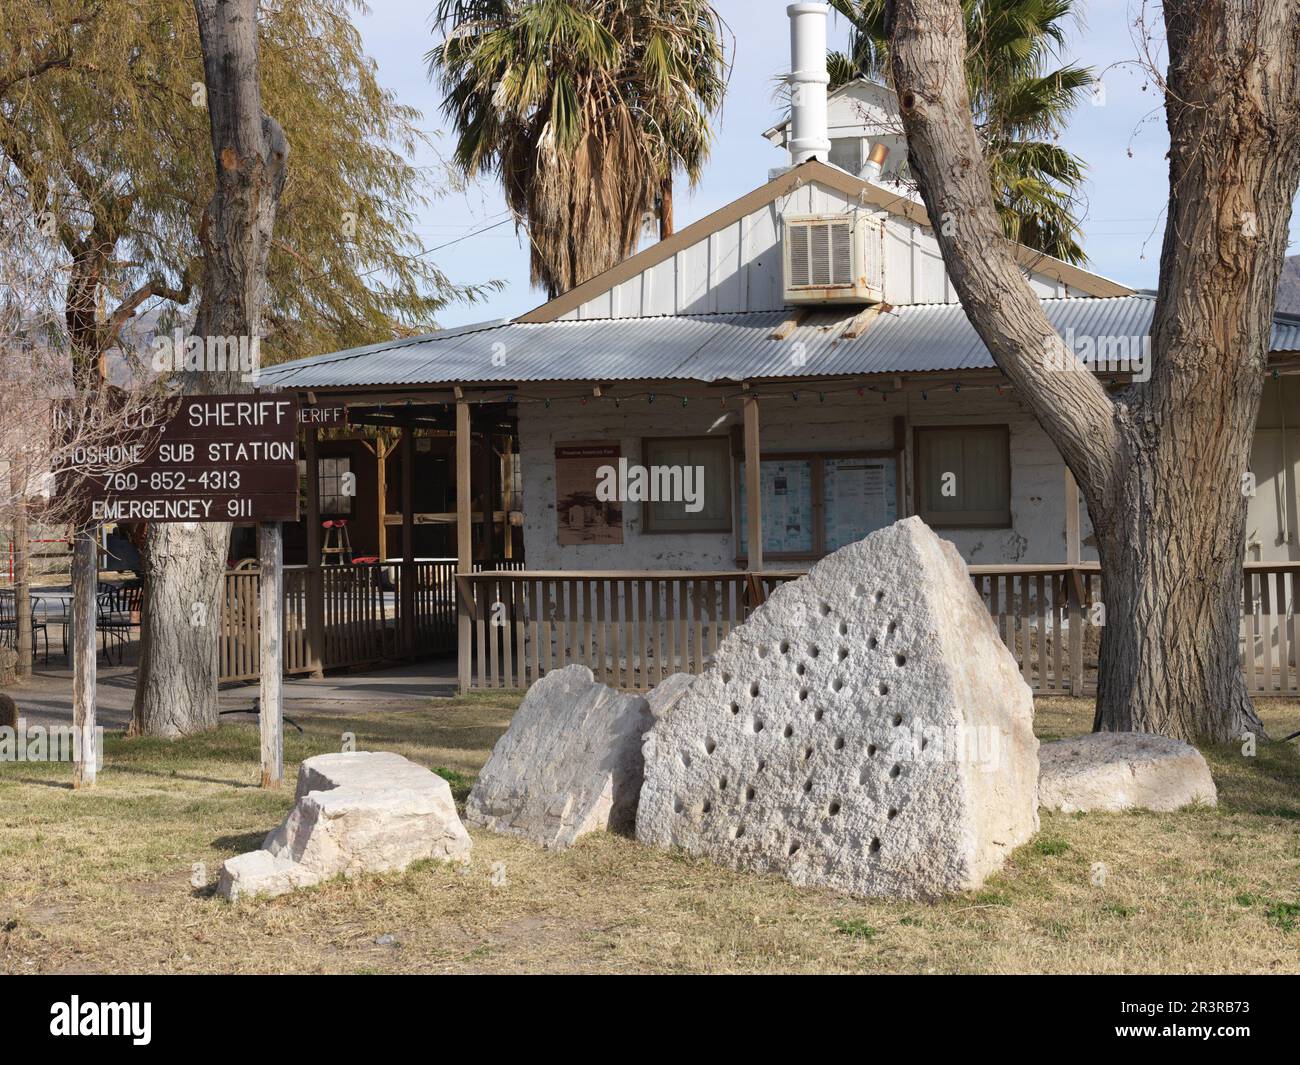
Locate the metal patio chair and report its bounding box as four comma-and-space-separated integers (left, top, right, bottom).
96, 585, 141, 666
0, 588, 50, 666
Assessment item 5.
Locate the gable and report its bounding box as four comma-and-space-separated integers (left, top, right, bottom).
516, 161, 1131, 324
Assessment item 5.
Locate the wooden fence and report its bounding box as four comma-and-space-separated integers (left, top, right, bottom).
458, 562, 1300, 697
218, 558, 525, 683
454, 571, 801, 691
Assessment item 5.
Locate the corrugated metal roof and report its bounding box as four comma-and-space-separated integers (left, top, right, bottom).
259, 295, 1300, 390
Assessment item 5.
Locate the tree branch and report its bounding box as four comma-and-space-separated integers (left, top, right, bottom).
886, 0, 1120, 504
103, 270, 196, 350
0, 49, 71, 97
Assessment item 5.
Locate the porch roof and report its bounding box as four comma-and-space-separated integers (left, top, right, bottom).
260, 294, 1300, 391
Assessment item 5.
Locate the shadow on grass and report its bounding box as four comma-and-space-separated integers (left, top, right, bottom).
107, 764, 259, 789
211, 831, 267, 853
4, 775, 74, 790
1202, 736, 1300, 819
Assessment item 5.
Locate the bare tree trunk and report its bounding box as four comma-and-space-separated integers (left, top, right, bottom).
886, 0, 1299, 741
132, 0, 287, 737
659, 173, 674, 240
1094, 436, 1260, 742
13, 466, 32, 680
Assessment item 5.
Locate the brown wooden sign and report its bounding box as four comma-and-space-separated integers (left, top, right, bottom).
57, 394, 300, 523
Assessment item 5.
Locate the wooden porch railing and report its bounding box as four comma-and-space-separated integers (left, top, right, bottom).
455, 571, 801, 692
457, 562, 1300, 697
218, 558, 526, 683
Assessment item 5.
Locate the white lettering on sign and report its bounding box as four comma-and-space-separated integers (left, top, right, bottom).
91, 498, 216, 521
205, 441, 295, 463
158, 443, 195, 463
187, 399, 292, 428
299, 406, 346, 425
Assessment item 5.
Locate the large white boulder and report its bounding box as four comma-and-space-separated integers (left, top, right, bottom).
1039, 732, 1217, 812
636, 517, 1039, 899
218, 751, 471, 901
465, 664, 653, 849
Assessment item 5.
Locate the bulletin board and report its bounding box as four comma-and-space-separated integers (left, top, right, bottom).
737, 449, 899, 562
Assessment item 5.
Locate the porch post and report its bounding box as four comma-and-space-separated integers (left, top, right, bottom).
400, 419, 415, 655
743, 386, 763, 571
304, 422, 324, 677
501, 433, 514, 560
1064, 467, 1081, 564
455, 388, 473, 692
1064, 466, 1084, 694
478, 412, 497, 561
375, 438, 388, 562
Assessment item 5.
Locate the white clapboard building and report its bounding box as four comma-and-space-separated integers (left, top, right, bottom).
253, 4, 1300, 696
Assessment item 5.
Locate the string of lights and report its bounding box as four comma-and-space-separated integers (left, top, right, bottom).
362, 376, 1038, 413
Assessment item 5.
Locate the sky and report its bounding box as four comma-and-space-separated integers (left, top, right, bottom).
355, 0, 1298, 328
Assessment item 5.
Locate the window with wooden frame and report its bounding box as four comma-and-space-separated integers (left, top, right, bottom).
640, 436, 733, 533
319, 456, 353, 515
913, 425, 1011, 528
735, 450, 901, 562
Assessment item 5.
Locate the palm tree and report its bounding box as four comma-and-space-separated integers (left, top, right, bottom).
828, 0, 1093, 264
428, 0, 728, 297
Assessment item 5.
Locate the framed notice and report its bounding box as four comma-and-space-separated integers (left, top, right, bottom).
738, 459, 814, 555
823, 456, 897, 550
737, 450, 899, 561
555, 442, 622, 546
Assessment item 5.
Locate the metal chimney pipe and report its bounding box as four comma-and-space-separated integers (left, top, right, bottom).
787, 3, 831, 164
861, 142, 890, 182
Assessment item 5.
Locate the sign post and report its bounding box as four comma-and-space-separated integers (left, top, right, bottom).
71, 532, 98, 789
56, 393, 298, 788
257, 520, 283, 788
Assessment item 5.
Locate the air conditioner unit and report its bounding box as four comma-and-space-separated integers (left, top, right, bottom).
782, 212, 884, 304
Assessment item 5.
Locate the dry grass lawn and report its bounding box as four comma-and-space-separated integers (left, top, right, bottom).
1, 691, 1298, 974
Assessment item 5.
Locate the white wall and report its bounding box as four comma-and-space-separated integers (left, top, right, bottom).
561, 180, 1082, 321
519, 385, 1095, 570
1246, 376, 1300, 561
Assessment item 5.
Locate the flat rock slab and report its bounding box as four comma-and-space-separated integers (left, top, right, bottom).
466, 664, 652, 850
1039, 732, 1217, 813
218, 751, 471, 901
636, 517, 1040, 900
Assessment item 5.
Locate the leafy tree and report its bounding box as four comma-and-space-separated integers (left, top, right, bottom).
0, 0, 492, 737
428, 0, 728, 296
829, 0, 1093, 264
0, 0, 491, 377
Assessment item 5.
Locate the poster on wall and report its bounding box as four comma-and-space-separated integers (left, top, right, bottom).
739, 454, 898, 557
555, 442, 623, 545
738, 459, 815, 555
824, 457, 897, 550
